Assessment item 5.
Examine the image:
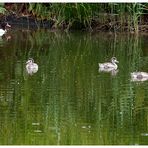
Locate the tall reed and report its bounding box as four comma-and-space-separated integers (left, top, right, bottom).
1, 3, 148, 32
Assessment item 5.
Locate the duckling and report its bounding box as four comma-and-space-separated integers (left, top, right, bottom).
0, 22, 11, 36
131, 72, 148, 82
26, 58, 38, 75
99, 57, 119, 70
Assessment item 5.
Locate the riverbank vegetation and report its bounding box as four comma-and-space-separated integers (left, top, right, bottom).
0, 3, 148, 32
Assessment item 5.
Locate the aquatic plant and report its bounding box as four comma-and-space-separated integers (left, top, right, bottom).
1, 3, 148, 32
27, 3, 148, 32
0, 3, 6, 14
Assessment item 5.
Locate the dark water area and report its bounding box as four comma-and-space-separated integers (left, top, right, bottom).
0, 29, 148, 145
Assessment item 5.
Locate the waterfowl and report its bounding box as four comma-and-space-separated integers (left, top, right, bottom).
131, 72, 148, 82
0, 22, 11, 36
26, 58, 38, 75
99, 68, 119, 76
99, 57, 119, 70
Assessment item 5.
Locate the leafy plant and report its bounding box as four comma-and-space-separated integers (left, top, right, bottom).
0, 4, 6, 14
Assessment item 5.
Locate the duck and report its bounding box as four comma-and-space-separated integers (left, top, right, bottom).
26, 58, 38, 75
131, 72, 148, 82
0, 22, 11, 36
99, 57, 119, 70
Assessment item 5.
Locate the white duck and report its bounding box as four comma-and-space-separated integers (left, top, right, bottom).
99, 57, 119, 70
131, 72, 148, 82
0, 22, 11, 36
26, 58, 38, 75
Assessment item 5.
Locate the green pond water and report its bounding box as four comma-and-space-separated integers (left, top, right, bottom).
0, 29, 148, 145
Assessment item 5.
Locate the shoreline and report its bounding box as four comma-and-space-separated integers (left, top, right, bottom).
1, 14, 148, 34
0, 3, 148, 33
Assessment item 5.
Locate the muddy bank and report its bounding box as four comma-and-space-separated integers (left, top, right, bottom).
0, 3, 148, 32
0, 14, 54, 29
1, 13, 148, 33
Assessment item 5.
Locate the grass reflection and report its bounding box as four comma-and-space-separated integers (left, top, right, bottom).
0, 30, 147, 145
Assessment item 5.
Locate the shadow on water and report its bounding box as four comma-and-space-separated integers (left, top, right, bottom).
0, 29, 147, 145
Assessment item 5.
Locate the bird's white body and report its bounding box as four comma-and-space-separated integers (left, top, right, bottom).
99, 57, 119, 70
99, 68, 119, 76
0, 29, 6, 36
0, 22, 11, 36
26, 58, 38, 75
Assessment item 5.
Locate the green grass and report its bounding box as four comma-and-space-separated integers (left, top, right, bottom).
1, 3, 148, 32
27, 3, 148, 32
0, 3, 6, 14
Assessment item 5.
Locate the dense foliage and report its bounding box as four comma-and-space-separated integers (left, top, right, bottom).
1, 3, 148, 32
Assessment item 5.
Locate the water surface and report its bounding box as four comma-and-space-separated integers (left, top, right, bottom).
0, 29, 148, 145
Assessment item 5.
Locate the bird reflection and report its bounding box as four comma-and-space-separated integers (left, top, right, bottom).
99, 67, 119, 76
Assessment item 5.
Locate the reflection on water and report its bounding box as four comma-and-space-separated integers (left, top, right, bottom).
99, 67, 119, 76
0, 29, 147, 145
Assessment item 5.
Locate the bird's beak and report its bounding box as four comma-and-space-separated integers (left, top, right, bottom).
6, 23, 11, 28
116, 60, 119, 63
